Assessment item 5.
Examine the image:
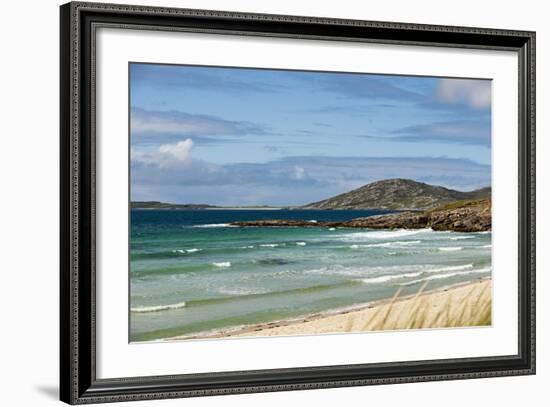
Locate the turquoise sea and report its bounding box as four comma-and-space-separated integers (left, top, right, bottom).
130, 209, 492, 341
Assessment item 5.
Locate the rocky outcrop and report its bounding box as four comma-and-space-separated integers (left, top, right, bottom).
340, 212, 429, 229
428, 199, 491, 232
231, 199, 491, 233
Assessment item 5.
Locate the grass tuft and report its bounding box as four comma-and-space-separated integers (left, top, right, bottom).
358, 279, 491, 332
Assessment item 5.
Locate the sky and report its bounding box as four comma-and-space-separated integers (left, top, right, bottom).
130, 63, 491, 206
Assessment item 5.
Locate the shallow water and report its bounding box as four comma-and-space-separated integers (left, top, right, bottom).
130, 209, 491, 341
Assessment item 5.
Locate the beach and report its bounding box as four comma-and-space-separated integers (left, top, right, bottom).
165, 277, 491, 341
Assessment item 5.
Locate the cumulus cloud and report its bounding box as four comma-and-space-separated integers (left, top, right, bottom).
158, 139, 193, 161
435, 79, 491, 109
132, 138, 201, 170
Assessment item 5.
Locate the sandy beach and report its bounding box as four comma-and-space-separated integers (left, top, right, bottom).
166, 277, 491, 341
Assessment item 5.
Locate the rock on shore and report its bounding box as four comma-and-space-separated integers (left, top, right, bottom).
231, 199, 491, 232
428, 199, 491, 232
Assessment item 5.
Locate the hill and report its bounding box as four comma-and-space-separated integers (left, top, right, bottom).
302, 179, 491, 211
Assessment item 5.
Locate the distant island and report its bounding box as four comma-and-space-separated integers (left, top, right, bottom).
131, 201, 218, 209
131, 201, 282, 210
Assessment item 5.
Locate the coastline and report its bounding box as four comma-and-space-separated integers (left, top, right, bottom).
163, 277, 491, 342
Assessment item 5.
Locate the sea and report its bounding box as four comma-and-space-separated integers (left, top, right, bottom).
130, 209, 492, 341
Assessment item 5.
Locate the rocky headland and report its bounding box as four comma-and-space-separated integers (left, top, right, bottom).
231, 198, 491, 233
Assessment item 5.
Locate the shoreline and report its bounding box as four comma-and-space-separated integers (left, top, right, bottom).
162, 277, 491, 342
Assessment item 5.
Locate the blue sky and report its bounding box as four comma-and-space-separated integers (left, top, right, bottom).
130, 63, 491, 206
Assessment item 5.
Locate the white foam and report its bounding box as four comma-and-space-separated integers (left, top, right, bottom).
212, 262, 231, 268
306, 264, 474, 279
358, 271, 424, 284
438, 247, 463, 251
481, 244, 492, 248
130, 301, 186, 313
356, 264, 475, 284
370, 240, 421, 247
216, 287, 267, 296
296, 242, 307, 246
400, 267, 491, 286
350, 240, 420, 249
430, 264, 474, 273
174, 248, 201, 254
260, 243, 281, 248
450, 236, 475, 240
341, 228, 432, 242
328, 227, 336, 231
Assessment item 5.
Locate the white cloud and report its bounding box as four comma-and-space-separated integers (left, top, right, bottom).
436, 79, 491, 109
293, 166, 306, 180
159, 139, 193, 161
132, 138, 195, 168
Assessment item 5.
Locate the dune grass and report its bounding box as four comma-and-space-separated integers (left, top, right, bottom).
349, 279, 491, 332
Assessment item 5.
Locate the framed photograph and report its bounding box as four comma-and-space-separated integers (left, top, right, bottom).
60, 2, 535, 404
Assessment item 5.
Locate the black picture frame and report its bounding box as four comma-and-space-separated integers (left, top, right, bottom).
60, 2, 536, 404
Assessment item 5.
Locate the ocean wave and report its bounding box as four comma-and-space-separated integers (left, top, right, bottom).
296, 242, 307, 246
370, 240, 420, 247
450, 236, 475, 240
212, 262, 231, 268
358, 271, 424, 284
400, 267, 491, 286
438, 247, 463, 251
356, 264, 475, 284
216, 287, 269, 296
350, 240, 421, 249
131, 301, 187, 313
173, 248, 202, 254
341, 228, 432, 242
259, 243, 283, 248
481, 244, 492, 248
306, 263, 474, 279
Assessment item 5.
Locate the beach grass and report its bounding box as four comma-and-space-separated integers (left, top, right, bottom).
355, 279, 491, 332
